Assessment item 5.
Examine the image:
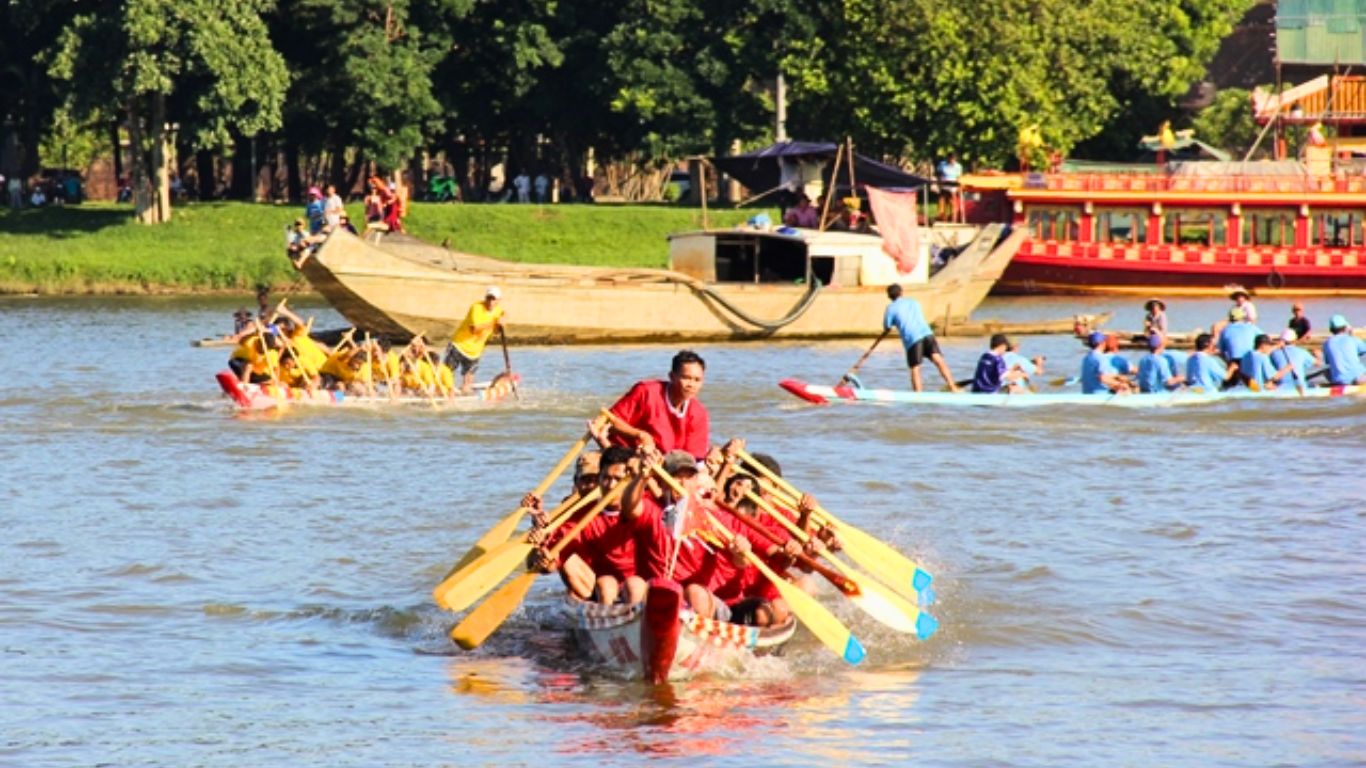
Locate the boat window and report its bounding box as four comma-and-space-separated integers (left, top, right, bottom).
1094, 208, 1148, 244
1311, 210, 1364, 248
1242, 209, 1296, 247
1026, 207, 1080, 241
712, 233, 810, 284
1162, 208, 1227, 246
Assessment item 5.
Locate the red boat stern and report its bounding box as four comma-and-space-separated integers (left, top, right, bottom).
641, 579, 683, 684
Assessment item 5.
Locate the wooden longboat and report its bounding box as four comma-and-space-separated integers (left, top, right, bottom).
215, 370, 517, 411
295, 224, 1023, 344
562, 580, 796, 683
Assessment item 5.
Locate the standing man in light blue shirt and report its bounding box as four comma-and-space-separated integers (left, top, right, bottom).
884, 283, 958, 392
1323, 314, 1366, 385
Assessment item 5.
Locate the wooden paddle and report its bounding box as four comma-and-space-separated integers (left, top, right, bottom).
736, 448, 932, 599
448, 481, 628, 648
741, 491, 937, 639
436, 418, 606, 583
838, 328, 891, 387
434, 488, 601, 613
498, 326, 521, 401
649, 466, 864, 664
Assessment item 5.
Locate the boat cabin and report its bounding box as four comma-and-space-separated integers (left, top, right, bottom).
667, 227, 930, 287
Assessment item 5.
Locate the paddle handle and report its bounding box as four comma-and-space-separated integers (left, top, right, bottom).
722, 498, 858, 595
546, 480, 627, 559
498, 326, 521, 400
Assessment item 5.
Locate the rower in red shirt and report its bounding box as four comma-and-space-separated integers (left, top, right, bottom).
605, 350, 710, 459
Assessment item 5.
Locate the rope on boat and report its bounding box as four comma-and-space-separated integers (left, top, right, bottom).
687, 277, 824, 331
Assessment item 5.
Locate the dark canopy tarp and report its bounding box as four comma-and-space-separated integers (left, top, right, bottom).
711, 141, 928, 196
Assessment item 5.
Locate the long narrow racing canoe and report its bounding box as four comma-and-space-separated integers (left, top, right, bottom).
779, 378, 1366, 408
216, 371, 518, 411
562, 580, 796, 683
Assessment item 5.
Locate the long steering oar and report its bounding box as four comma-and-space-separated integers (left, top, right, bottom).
650, 467, 864, 665
434, 488, 599, 613
436, 417, 606, 584
449, 481, 628, 649
498, 326, 521, 401
737, 448, 932, 599
741, 491, 937, 639
838, 328, 891, 387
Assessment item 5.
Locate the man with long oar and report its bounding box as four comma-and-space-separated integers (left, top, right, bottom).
445, 286, 506, 395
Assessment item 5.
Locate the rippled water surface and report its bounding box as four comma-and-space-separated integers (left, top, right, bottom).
1, 295, 1363, 767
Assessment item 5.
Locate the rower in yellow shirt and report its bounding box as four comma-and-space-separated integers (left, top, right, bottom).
445, 286, 506, 394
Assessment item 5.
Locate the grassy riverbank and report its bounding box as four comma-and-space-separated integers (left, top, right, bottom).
0, 201, 770, 294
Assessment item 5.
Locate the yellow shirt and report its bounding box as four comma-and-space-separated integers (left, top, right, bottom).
320, 350, 355, 383
289, 331, 328, 375
452, 302, 504, 359
401, 357, 436, 390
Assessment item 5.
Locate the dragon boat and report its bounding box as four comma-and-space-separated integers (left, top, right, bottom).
779, 378, 1366, 408
216, 370, 517, 411
560, 580, 797, 683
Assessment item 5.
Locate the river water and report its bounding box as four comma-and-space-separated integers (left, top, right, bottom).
1, 295, 1362, 767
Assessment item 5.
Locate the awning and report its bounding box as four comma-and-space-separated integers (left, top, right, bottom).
711, 141, 929, 197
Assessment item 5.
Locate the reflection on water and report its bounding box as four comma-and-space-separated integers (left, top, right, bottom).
1, 296, 1363, 767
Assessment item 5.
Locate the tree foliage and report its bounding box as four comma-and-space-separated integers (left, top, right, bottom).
6, 0, 1259, 216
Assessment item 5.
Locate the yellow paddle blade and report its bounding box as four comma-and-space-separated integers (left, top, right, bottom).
442, 506, 527, 580
432, 540, 533, 612
450, 571, 538, 650
744, 551, 864, 665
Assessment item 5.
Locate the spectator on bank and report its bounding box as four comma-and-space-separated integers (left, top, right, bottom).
29, 184, 47, 207
7, 175, 20, 210
513, 172, 531, 203
533, 173, 549, 203
305, 187, 326, 233
323, 184, 344, 230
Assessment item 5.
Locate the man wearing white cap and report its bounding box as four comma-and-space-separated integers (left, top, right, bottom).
445, 286, 506, 394
1323, 314, 1366, 385
1269, 328, 1317, 386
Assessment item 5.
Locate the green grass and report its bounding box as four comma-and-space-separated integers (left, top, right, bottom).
0, 201, 775, 294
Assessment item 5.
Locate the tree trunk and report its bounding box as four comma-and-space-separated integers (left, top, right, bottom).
196, 149, 215, 200
149, 92, 171, 223
128, 100, 155, 223
110, 121, 124, 185
329, 144, 346, 193
285, 141, 301, 203
230, 133, 252, 200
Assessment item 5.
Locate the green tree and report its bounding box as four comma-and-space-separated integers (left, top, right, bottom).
48, 0, 289, 222
1191, 87, 1263, 159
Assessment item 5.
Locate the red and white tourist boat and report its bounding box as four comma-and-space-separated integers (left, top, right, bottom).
562, 580, 796, 683
963, 76, 1366, 297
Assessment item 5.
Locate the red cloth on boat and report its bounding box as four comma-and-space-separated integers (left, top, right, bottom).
609, 380, 709, 459
866, 186, 920, 274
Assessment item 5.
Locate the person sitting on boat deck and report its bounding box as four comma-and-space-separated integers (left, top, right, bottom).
445, 286, 505, 395
232, 307, 255, 335
972, 334, 1029, 394
782, 193, 820, 229
1323, 314, 1366, 385
831, 197, 872, 234
1080, 331, 1132, 394
1240, 334, 1294, 391
936, 153, 963, 221
1269, 328, 1318, 387
605, 349, 710, 459
1217, 307, 1263, 364
1229, 287, 1258, 325
1288, 302, 1311, 342
1185, 333, 1235, 392
885, 283, 958, 393
534, 446, 646, 606
1143, 298, 1168, 338
1137, 334, 1185, 393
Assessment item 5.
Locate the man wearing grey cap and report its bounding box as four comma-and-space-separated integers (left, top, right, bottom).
445, 286, 506, 394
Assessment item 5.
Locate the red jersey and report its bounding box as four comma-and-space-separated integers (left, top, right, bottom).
609, 380, 709, 458
574, 510, 637, 580
634, 493, 748, 593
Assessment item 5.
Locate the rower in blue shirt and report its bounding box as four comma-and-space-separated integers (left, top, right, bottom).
1003, 341, 1043, 385
1137, 334, 1185, 392
972, 334, 1028, 394
1322, 314, 1366, 385
1217, 307, 1262, 363
1269, 329, 1317, 386
1186, 333, 1233, 391
1080, 332, 1132, 394
1239, 334, 1292, 390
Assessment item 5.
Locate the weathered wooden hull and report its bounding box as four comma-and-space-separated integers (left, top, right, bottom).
296, 228, 1023, 344
779, 378, 1366, 408
563, 581, 796, 682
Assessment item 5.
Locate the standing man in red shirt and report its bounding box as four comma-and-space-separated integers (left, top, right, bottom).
605, 350, 710, 459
